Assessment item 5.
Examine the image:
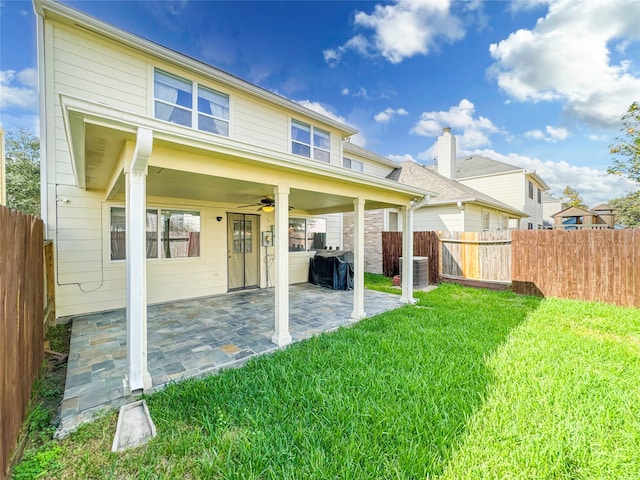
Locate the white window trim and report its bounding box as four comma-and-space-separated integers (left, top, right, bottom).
343, 157, 364, 172
108, 204, 202, 263
153, 67, 230, 137
288, 216, 328, 253
290, 118, 331, 163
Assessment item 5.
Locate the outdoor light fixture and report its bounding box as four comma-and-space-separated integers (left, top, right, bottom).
216, 216, 223, 222
261, 205, 275, 213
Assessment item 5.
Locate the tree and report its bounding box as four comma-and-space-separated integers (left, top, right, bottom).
561, 186, 587, 209
610, 191, 640, 228
5, 128, 40, 215
608, 101, 640, 184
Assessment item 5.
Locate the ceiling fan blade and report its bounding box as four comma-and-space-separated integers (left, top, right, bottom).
237, 203, 260, 208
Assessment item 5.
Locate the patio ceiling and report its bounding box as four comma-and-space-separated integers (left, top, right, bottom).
77, 119, 415, 214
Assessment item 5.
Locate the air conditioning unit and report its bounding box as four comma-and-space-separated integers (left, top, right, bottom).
399, 256, 429, 288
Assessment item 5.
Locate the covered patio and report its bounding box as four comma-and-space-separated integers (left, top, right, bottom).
56, 284, 404, 437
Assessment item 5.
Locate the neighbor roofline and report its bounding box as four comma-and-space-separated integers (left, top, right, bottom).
459, 168, 549, 190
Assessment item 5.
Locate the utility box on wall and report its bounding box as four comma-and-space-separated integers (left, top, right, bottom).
399, 256, 429, 288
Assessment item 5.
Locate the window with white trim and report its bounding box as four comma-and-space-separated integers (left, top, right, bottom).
482, 210, 490, 231
288, 217, 327, 252
343, 157, 363, 172
154, 68, 229, 136
537, 187, 542, 204
501, 214, 509, 230
110, 207, 201, 260
528, 180, 534, 199
291, 119, 330, 162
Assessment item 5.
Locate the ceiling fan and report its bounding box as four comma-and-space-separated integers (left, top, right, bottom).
237, 196, 294, 212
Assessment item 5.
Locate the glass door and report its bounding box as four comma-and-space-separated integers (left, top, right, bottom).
227, 213, 260, 291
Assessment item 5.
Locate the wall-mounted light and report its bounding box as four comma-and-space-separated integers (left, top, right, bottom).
262, 205, 275, 213
216, 216, 223, 222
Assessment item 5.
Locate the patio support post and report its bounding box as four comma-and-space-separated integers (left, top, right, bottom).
272, 184, 292, 346
400, 203, 416, 304
125, 127, 153, 393
351, 197, 366, 320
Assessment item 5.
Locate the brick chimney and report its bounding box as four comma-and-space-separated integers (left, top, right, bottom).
437, 127, 457, 179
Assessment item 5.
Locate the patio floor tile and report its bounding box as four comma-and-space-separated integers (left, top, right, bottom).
55, 284, 404, 437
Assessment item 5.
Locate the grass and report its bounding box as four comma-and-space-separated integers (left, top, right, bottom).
13, 280, 640, 479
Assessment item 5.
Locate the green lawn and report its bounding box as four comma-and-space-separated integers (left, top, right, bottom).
14, 280, 640, 479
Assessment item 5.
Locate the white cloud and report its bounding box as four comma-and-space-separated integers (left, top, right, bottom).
374, 107, 408, 123
324, 0, 469, 65
489, 0, 640, 127
341, 88, 350, 96
525, 129, 545, 140
411, 99, 500, 149
388, 153, 416, 163
296, 100, 367, 147
0, 69, 38, 110
525, 125, 569, 142
469, 148, 637, 206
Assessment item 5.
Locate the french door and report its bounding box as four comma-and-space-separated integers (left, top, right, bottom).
227, 213, 260, 291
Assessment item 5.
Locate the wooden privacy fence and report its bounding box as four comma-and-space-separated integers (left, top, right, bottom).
439, 230, 512, 283
512, 229, 640, 308
0, 207, 45, 479
382, 231, 439, 285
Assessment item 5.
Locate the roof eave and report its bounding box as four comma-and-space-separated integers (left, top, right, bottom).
35, 0, 358, 137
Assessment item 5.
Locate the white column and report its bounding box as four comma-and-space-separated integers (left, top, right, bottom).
272, 184, 292, 346
351, 197, 366, 320
400, 204, 416, 304
126, 128, 153, 393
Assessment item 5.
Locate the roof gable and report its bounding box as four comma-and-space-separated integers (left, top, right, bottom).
398, 161, 526, 217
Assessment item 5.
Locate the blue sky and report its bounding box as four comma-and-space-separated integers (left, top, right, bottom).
1, 0, 639, 205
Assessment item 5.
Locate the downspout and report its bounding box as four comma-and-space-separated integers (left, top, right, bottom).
401, 196, 430, 304
34, 2, 48, 233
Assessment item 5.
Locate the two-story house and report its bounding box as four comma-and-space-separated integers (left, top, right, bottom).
436, 128, 550, 229
34, 0, 429, 393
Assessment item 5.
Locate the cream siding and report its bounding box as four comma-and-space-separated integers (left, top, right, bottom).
325, 213, 342, 249
289, 252, 314, 283
413, 205, 464, 232
460, 172, 528, 227
361, 161, 396, 178
53, 27, 147, 113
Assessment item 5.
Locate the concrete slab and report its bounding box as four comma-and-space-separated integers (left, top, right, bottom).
111, 400, 157, 452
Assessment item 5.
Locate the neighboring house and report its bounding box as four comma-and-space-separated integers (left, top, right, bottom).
435, 128, 550, 229
543, 192, 564, 227
393, 160, 526, 232
341, 141, 525, 274
34, 0, 428, 392
551, 205, 616, 229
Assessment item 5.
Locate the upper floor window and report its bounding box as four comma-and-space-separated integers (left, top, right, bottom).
528, 180, 534, 199
154, 69, 229, 136
343, 157, 363, 172
537, 188, 542, 204
291, 120, 330, 162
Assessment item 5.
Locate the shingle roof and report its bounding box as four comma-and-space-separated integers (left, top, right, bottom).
455, 155, 520, 178
397, 161, 526, 217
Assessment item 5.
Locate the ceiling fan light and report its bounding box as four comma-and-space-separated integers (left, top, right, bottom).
262, 205, 275, 213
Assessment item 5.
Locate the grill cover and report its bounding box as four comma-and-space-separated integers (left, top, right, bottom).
308, 250, 354, 290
